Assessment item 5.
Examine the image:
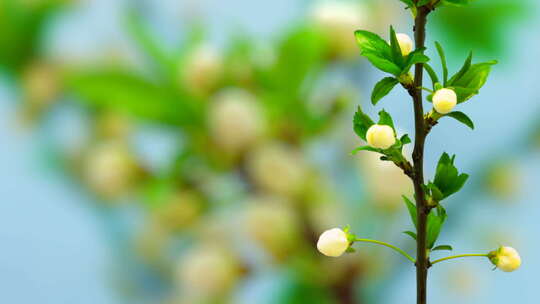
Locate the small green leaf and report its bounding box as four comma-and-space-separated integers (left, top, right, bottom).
432, 245, 453, 251
426, 207, 447, 249
448, 51, 473, 85
451, 60, 497, 102
403, 231, 417, 241
433, 153, 469, 199
440, 0, 471, 7
400, 134, 412, 145
403, 195, 417, 229
389, 26, 405, 67
399, 0, 415, 8
446, 111, 475, 130
402, 48, 430, 74
371, 77, 399, 105
417, 0, 432, 7
424, 63, 440, 88
377, 109, 395, 130
351, 146, 381, 154
355, 30, 402, 76
435, 42, 448, 85
353, 106, 374, 140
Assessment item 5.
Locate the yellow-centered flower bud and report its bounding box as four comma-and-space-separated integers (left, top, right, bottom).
317, 228, 350, 257
396, 33, 413, 56
366, 124, 396, 149
433, 88, 457, 114
490, 246, 521, 272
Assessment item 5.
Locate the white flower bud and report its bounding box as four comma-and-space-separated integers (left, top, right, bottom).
433, 88, 457, 114
490, 246, 521, 272
317, 228, 350, 257
209, 89, 264, 152
177, 245, 240, 295
247, 143, 306, 197
396, 33, 413, 56
366, 124, 396, 149
83, 141, 137, 198
311, 1, 367, 58
181, 45, 223, 95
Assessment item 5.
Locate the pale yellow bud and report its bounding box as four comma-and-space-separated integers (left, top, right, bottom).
247, 143, 306, 197
366, 124, 395, 149
317, 228, 349, 257
311, 1, 367, 59
182, 45, 223, 95
209, 89, 264, 152
83, 141, 137, 198
433, 88, 457, 114
177, 245, 240, 295
491, 246, 521, 272
396, 33, 413, 56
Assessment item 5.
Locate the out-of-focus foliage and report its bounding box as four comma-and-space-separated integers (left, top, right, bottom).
431, 0, 530, 57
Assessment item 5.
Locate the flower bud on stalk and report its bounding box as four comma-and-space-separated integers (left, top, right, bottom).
366, 124, 396, 149
396, 33, 413, 56
433, 88, 457, 114
489, 246, 521, 272
317, 228, 351, 257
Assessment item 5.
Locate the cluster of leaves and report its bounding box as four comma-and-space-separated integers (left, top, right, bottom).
355, 26, 428, 105
352, 107, 411, 165
400, 0, 473, 17
402, 153, 468, 251
355, 25, 495, 131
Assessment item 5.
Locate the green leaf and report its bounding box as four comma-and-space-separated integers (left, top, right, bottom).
435, 42, 448, 85
447, 51, 473, 85
432, 245, 453, 251
400, 134, 411, 145
351, 146, 381, 154
371, 77, 399, 105
355, 30, 402, 76
377, 109, 395, 130
403, 231, 417, 241
353, 106, 374, 140
426, 207, 447, 249
67, 69, 201, 126
403, 195, 417, 229
433, 153, 470, 199
451, 60, 497, 102
399, 0, 415, 8
418, 0, 432, 7
446, 111, 475, 130
402, 48, 430, 74
423, 63, 440, 88
427, 182, 444, 202
389, 26, 405, 67
363, 51, 403, 75
440, 0, 471, 7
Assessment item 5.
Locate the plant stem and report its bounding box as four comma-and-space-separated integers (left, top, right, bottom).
354, 239, 416, 264
410, 6, 431, 304
431, 254, 488, 265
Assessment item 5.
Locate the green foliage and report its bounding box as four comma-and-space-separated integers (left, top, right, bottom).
353, 106, 374, 141
403, 195, 418, 229
0, 0, 68, 74
67, 69, 203, 126
371, 77, 399, 105
432, 0, 529, 57
448, 59, 497, 103
431, 153, 469, 200
355, 28, 429, 77
446, 111, 475, 129
426, 206, 447, 249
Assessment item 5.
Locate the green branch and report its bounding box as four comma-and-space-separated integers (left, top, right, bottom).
431, 253, 488, 265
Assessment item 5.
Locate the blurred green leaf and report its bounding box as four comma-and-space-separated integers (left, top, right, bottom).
355, 30, 402, 76
433, 153, 469, 199
426, 206, 447, 249
403, 195, 418, 230
68, 69, 202, 126
434, 42, 448, 85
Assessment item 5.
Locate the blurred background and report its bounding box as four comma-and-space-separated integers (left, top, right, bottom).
0, 0, 539, 303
